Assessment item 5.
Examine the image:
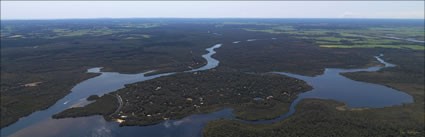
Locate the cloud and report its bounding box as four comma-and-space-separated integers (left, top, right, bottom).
340, 12, 362, 18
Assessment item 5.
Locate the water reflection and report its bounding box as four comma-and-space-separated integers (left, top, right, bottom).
2, 43, 414, 137
248, 55, 413, 124
9, 109, 234, 137
1, 44, 222, 137
186, 44, 221, 72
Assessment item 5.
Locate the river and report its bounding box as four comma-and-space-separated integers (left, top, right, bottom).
1, 40, 413, 137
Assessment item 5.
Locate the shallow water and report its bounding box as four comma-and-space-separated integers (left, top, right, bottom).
1, 41, 414, 137
246, 55, 413, 124
8, 109, 234, 137
2, 69, 176, 137
1, 44, 222, 137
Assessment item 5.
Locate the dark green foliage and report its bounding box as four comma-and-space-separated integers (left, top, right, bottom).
52, 94, 118, 119
203, 48, 425, 137
1, 19, 423, 135
0, 70, 98, 127
1, 20, 219, 128
110, 69, 311, 126
86, 95, 100, 101
216, 37, 380, 76
204, 99, 424, 137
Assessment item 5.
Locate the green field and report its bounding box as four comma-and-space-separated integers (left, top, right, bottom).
0, 23, 162, 39
320, 45, 425, 50
241, 25, 424, 51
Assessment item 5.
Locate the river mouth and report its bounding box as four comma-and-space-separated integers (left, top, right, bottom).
1, 41, 413, 137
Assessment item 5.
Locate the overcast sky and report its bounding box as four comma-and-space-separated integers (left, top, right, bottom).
1, 1, 424, 20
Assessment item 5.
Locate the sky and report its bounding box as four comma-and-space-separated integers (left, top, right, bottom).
1, 1, 424, 20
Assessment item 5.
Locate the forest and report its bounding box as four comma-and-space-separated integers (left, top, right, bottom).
1, 19, 423, 137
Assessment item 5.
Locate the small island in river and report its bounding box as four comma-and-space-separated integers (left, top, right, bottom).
52, 94, 119, 119
53, 69, 312, 126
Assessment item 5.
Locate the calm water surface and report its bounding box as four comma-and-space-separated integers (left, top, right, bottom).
2, 44, 223, 137
1, 40, 413, 137
247, 55, 413, 124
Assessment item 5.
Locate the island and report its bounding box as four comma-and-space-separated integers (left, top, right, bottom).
53, 68, 312, 126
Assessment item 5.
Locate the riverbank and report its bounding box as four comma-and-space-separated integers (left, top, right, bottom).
0, 69, 100, 128
51, 41, 311, 126
54, 69, 312, 126
203, 97, 423, 137
52, 94, 119, 119
0, 20, 220, 129
203, 50, 424, 137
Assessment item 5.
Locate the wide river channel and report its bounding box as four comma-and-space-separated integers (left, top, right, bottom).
1, 39, 413, 137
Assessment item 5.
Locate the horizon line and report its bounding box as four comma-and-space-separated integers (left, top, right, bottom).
2, 17, 424, 21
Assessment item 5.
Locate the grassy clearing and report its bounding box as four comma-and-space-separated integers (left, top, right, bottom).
142, 34, 151, 38
215, 22, 276, 27
296, 36, 357, 42
334, 27, 424, 40
223, 22, 275, 26
315, 37, 357, 42
48, 27, 127, 39
1, 23, 161, 39
242, 28, 283, 34
119, 23, 161, 28
338, 33, 370, 38
273, 26, 296, 31
320, 45, 424, 50
48, 24, 159, 39
243, 28, 330, 36
351, 39, 401, 44
369, 27, 425, 38
242, 24, 424, 41
315, 41, 342, 44
8, 35, 24, 38
124, 34, 151, 40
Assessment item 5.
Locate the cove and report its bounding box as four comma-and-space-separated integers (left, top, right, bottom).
242, 55, 413, 124
1, 41, 413, 137
0, 44, 222, 137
